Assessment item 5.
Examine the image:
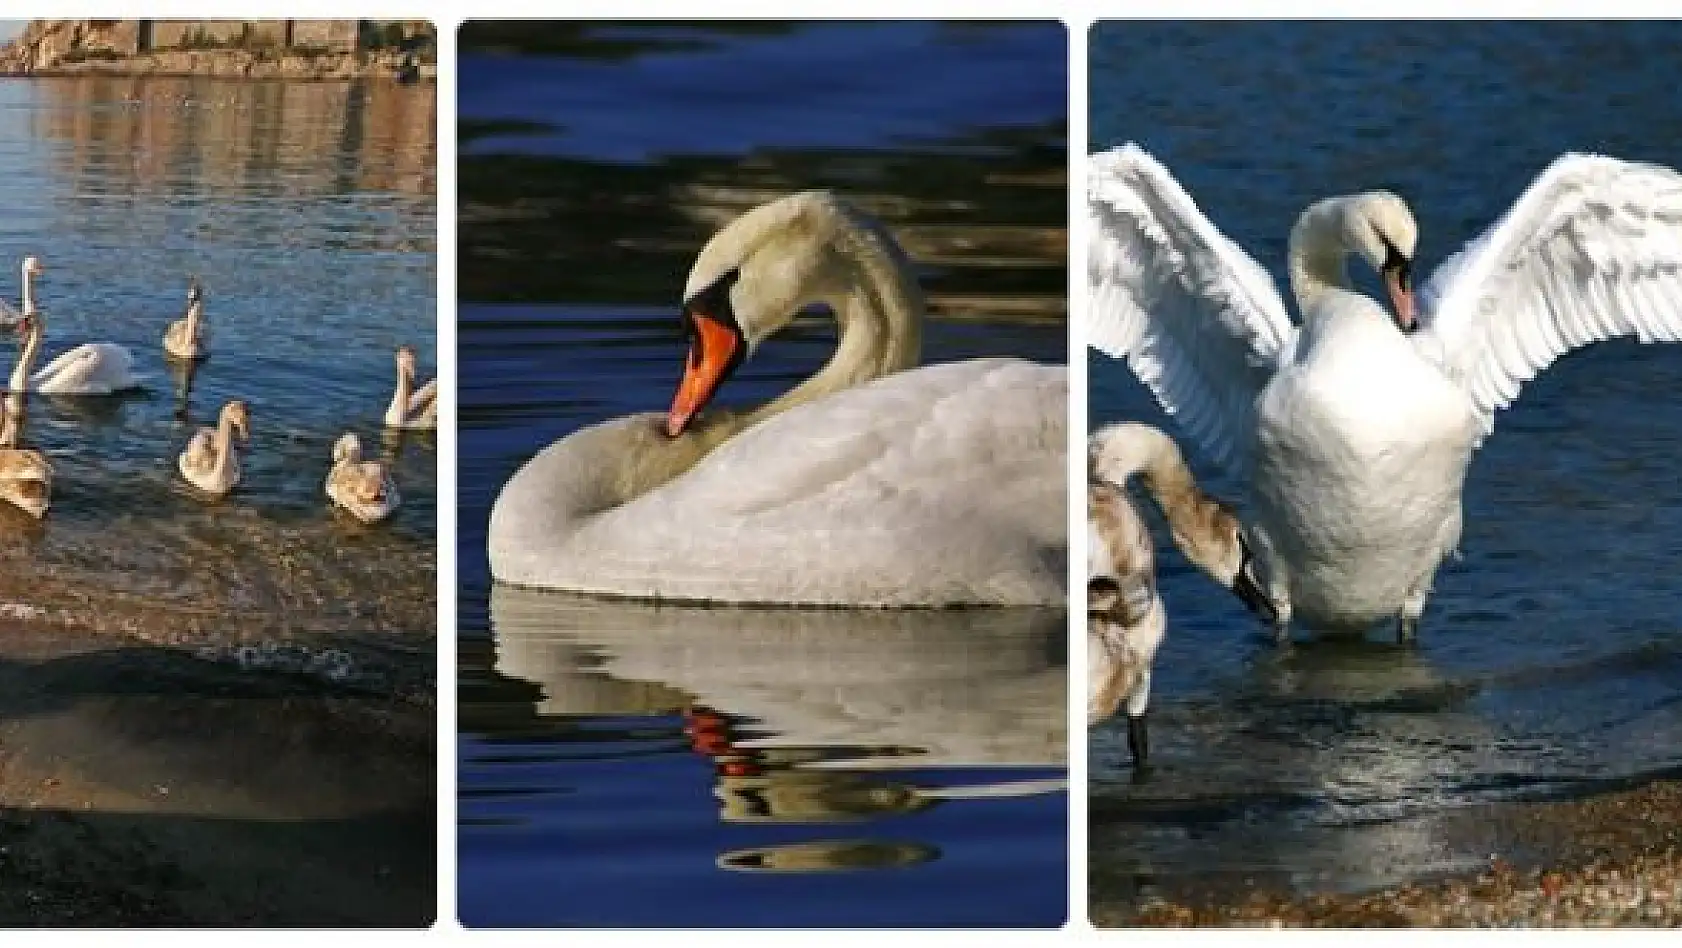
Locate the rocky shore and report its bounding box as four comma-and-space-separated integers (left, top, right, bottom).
1095, 777, 1682, 928
0, 20, 435, 81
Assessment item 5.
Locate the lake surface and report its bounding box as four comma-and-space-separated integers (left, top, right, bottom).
457, 21, 1068, 928
0, 76, 436, 695
1089, 21, 1682, 913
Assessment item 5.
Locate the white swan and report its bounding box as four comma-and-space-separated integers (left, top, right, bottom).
325, 432, 400, 523
0, 401, 50, 518
178, 399, 249, 497
162, 279, 208, 361
488, 190, 1067, 606
384, 344, 436, 430
1089, 144, 1682, 642
1087, 422, 1260, 765
9, 257, 143, 395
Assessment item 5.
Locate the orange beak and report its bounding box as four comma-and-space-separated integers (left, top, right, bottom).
667, 312, 743, 437
1385, 267, 1417, 333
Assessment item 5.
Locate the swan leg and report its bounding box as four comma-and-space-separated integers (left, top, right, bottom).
1127, 712, 1150, 772
1398, 581, 1430, 645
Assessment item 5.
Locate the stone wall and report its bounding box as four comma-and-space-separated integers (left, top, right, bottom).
0, 20, 436, 79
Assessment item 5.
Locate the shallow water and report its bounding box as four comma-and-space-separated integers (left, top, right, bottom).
1089, 21, 1682, 907
457, 21, 1067, 928
0, 76, 436, 689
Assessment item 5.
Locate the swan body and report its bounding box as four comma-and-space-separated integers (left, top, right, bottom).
1087, 422, 1260, 765
325, 432, 399, 522
1089, 144, 1682, 638
489, 191, 1067, 606
8, 257, 143, 395
178, 399, 249, 497
162, 280, 208, 361
0, 403, 50, 518
385, 345, 436, 430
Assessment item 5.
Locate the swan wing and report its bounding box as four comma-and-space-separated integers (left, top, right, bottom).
1419, 152, 1682, 437
180, 428, 216, 474
33, 343, 140, 394
1087, 144, 1297, 478
544, 359, 1067, 606
407, 377, 437, 417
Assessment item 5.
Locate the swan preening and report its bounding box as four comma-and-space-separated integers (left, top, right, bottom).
7, 256, 144, 396
1089, 144, 1682, 642
1087, 422, 1258, 766
385, 344, 436, 430
177, 399, 249, 497
326, 431, 400, 522
162, 279, 209, 361
488, 191, 1066, 607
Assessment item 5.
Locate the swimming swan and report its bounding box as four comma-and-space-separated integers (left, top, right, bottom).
385, 344, 436, 430
178, 399, 249, 497
0, 401, 50, 518
325, 431, 400, 522
1089, 144, 1682, 642
1087, 421, 1263, 766
162, 279, 208, 361
488, 190, 1067, 606
9, 257, 143, 395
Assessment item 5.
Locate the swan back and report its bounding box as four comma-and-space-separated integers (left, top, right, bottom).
0, 447, 50, 518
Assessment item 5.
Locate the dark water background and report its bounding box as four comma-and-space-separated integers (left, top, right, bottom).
0, 76, 436, 692
457, 21, 1069, 928
1089, 21, 1682, 911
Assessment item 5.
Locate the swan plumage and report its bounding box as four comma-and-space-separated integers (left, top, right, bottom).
489, 190, 1066, 607
162, 279, 208, 361
325, 431, 400, 522
0, 401, 50, 518
178, 399, 249, 497
8, 256, 143, 395
1088, 144, 1682, 637
385, 344, 436, 430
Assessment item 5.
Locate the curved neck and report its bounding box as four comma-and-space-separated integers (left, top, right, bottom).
1089, 424, 1229, 566
744, 227, 924, 429
10, 321, 40, 392
212, 412, 239, 475
1287, 198, 1352, 313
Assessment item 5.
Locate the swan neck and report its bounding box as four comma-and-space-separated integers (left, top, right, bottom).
1287, 200, 1351, 310
184, 300, 202, 339
388, 362, 411, 420
747, 232, 924, 427
19, 267, 33, 316
11, 320, 39, 392
212, 412, 238, 475
1091, 425, 1227, 566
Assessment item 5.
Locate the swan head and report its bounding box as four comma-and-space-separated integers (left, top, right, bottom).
187, 278, 203, 305
222, 400, 250, 441
21, 256, 42, 279
333, 431, 362, 464
396, 344, 418, 378
1344, 192, 1419, 332
667, 191, 891, 437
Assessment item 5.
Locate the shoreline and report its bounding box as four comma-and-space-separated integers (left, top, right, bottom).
0, 52, 436, 83
1094, 777, 1682, 927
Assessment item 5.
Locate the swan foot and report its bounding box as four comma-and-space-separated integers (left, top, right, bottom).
1397, 615, 1420, 646
1126, 712, 1149, 770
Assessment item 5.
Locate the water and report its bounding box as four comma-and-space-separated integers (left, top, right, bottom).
1089, 21, 1682, 908
0, 77, 436, 693
457, 21, 1068, 928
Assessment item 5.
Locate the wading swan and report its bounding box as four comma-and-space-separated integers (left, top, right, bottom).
162, 279, 208, 361
1089, 144, 1682, 643
385, 345, 436, 430
325, 432, 400, 523
178, 399, 249, 497
9, 257, 143, 395
488, 191, 1066, 606
1087, 422, 1262, 766
0, 401, 50, 518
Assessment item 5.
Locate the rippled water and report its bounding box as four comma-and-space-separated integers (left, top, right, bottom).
457, 21, 1067, 928
1089, 21, 1682, 909
0, 77, 436, 690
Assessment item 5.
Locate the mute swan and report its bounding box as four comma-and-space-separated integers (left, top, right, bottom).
178, 399, 249, 497
385, 345, 436, 430
1089, 144, 1682, 643
162, 279, 208, 361
0, 401, 50, 518
325, 432, 400, 522
9, 257, 143, 395
488, 190, 1067, 606
1087, 422, 1262, 766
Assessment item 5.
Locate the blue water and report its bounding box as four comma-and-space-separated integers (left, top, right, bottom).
457, 21, 1067, 929
0, 76, 435, 681
1089, 21, 1682, 909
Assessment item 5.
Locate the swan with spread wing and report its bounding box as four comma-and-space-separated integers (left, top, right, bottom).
1088, 144, 1682, 642
488, 191, 1066, 606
